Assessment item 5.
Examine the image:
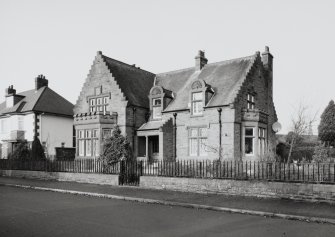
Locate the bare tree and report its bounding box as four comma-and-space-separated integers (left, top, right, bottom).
287, 103, 318, 163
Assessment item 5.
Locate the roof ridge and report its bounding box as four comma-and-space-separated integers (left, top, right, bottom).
102, 54, 155, 76
156, 54, 256, 76
205, 54, 256, 67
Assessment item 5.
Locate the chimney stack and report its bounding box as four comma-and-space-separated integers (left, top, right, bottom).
35, 74, 48, 90
195, 50, 208, 71
5, 85, 16, 96
261, 46, 273, 71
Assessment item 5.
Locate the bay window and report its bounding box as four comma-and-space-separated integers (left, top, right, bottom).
77, 129, 99, 157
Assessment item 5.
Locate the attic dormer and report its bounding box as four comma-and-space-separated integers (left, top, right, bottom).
149, 86, 174, 120
189, 79, 214, 116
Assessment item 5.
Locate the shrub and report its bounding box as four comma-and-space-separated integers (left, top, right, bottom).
318, 100, 335, 147
312, 144, 329, 163
9, 141, 31, 160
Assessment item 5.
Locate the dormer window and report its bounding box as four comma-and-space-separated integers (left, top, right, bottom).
190, 80, 214, 116
149, 86, 173, 120
192, 92, 203, 115
247, 94, 255, 109
152, 98, 162, 119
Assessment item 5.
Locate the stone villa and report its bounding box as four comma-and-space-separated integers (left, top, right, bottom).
74, 47, 278, 161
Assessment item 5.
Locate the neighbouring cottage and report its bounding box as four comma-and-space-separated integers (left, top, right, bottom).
0, 75, 74, 159
74, 47, 278, 161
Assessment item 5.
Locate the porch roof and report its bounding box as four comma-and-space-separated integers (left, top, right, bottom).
137, 120, 164, 131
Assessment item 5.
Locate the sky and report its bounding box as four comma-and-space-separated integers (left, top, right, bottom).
0, 0, 334, 134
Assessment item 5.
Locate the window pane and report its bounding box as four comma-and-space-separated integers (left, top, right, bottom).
89, 99, 95, 106
103, 129, 111, 139
103, 97, 109, 104
190, 128, 198, 137
192, 92, 203, 100
86, 130, 92, 138
199, 128, 207, 137
199, 138, 207, 156
245, 128, 253, 136
92, 129, 98, 138
245, 137, 253, 154
189, 138, 198, 156
79, 140, 85, 156
153, 98, 161, 106
153, 106, 162, 119
97, 98, 102, 105
192, 101, 203, 115
85, 140, 92, 156
92, 139, 99, 156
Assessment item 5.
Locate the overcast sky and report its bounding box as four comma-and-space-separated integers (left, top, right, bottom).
1, 0, 334, 134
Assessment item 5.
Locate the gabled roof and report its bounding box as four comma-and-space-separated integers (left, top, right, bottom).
102, 55, 155, 108
0, 87, 73, 117
155, 54, 257, 112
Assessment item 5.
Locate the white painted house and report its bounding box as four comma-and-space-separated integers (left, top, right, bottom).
0, 75, 74, 159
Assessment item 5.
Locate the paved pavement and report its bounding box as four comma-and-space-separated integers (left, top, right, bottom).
0, 177, 335, 222
1, 185, 335, 237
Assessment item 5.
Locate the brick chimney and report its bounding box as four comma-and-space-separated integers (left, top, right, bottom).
5, 85, 16, 96
195, 50, 208, 71
35, 74, 48, 90
261, 46, 273, 71
5, 85, 23, 107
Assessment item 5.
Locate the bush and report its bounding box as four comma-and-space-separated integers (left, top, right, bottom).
9, 141, 31, 160
99, 126, 132, 167
312, 144, 329, 163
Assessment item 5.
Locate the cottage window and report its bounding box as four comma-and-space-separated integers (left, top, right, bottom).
89, 96, 109, 113
247, 94, 255, 109
152, 98, 162, 119
189, 127, 207, 156
191, 92, 203, 115
258, 127, 266, 156
245, 127, 254, 155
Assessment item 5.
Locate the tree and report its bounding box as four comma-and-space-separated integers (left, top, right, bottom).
318, 100, 335, 147
287, 103, 317, 163
31, 136, 46, 160
99, 126, 132, 166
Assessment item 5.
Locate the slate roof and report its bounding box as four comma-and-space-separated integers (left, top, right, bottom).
102, 55, 156, 108
155, 54, 257, 112
0, 87, 73, 117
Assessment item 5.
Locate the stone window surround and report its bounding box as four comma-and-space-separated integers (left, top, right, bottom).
149, 86, 165, 121
86, 92, 111, 114
188, 126, 208, 157
77, 128, 99, 157
242, 122, 268, 158
189, 80, 214, 117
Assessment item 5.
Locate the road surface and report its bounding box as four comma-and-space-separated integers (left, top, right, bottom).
0, 186, 334, 237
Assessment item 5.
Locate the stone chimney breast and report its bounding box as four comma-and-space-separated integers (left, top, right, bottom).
195, 50, 208, 71
35, 74, 48, 90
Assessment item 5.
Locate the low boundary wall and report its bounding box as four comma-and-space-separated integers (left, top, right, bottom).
0, 170, 119, 186
140, 176, 335, 203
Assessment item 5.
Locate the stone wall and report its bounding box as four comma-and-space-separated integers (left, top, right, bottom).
0, 170, 119, 186
140, 176, 335, 203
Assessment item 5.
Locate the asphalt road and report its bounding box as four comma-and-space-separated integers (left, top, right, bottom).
0, 186, 334, 237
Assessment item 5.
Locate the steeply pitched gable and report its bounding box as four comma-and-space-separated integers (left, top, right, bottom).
102, 54, 155, 108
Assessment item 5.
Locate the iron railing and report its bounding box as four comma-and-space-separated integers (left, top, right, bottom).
0, 159, 334, 184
